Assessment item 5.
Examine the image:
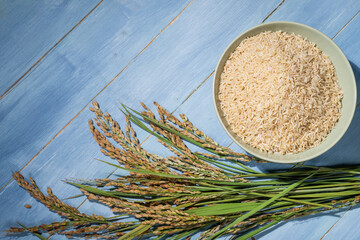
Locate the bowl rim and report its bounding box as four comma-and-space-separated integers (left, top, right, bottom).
213, 21, 357, 163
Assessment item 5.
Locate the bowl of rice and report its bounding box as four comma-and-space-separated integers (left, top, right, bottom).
213, 21, 357, 163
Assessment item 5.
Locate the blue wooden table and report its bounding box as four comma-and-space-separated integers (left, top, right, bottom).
1, 0, 360, 239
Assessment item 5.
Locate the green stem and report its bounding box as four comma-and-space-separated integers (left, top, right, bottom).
207, 170, 318, 239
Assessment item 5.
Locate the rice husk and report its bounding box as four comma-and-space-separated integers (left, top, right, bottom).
219, 31, 343, 154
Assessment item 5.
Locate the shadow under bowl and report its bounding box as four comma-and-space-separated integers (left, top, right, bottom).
213, 21, 357, 163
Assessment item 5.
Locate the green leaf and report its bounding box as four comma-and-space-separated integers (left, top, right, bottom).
66, 182, 142, 198
195, 153, 258, 174
153, 234, 166, 240
16, 222, 48, 240
173, 202, 196, 210
118, 105, 173, 147
235, 211, 296, 240
246, 192, 332, 208
122, 103, 259, 174
289, 190, 360, 198
96, 159, 202, 180
96, 159, 259, 185
123, 104, 207, 149
207, 170, 319, 239
117, 224, 151, 240
145, 196, 177, 202
62, 194, 85, 200
186, 201, 288, 216
169, 228, 201, 240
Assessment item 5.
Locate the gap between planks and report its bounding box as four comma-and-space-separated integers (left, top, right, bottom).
88, 4, 360, 238
224, 11, 360, 240
76, 0, 286, 210
76, 69, 214, 209
7, 1, 359, 238
332, 10, 360, 40
0, 0, 194, 193
319, 9, 360, 240
0, 0, 104, 101
79, 4, 360, 238
262, 0, 286, 23
0, 0, 194, 192
320, 206, 354, 240
224, 11, 360, 239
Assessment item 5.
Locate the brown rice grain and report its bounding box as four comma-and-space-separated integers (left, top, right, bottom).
219, 31, 343, 154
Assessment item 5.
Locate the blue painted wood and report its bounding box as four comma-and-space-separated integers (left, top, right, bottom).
310, 14, 360, 240
160, 60, 360, 240
0, 0, 101, 96
1, 0, 360, 240
0, 0, 284, 238
266, 0, 360, 38
174, 2, 360, 240
132, 1, 360, 240
0, 0, 282, 189
0, 0, 192, 187
323, 207, 360, 240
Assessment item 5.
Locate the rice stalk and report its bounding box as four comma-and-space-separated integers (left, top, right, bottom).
5, 101, 360, 239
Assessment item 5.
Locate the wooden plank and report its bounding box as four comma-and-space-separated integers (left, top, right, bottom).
236, 3, 360, 240
0, 0, 280, 188
109, 1, 360, 240
159, 65, 360, 240
172, 0, 360, 170
0, 0, 283, 237
266, 0, 360, 38
309, 14, 360, 240
2, 1, 360, 239
135, 13, 360, 239
0, 0, 193, 187
0, 0, 101, 97
215, 2, 360, 239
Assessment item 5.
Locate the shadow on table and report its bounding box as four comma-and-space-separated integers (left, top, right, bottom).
306, 61, 360, 166
252, 203, 359, 239
230, 62, 360, 239
255, 61, 360, 172
350, 61, 360, 102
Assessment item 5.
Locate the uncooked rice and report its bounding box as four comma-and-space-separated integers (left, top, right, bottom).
219, 31, 343, 154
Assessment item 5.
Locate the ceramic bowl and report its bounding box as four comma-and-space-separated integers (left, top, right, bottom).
213, 21, 357, 163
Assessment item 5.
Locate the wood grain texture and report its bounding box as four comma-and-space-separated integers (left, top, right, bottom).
1, 0, 360, 239
266, 0, 360, 38
95, 1, 360, 239
0, 0, 281, 189
0, 0, 283, 238
159, 13, 360, 237
0, 0, 192, 187
313, 14, 360, 240
0, 0, 101, 97
159, 67, 357, 240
